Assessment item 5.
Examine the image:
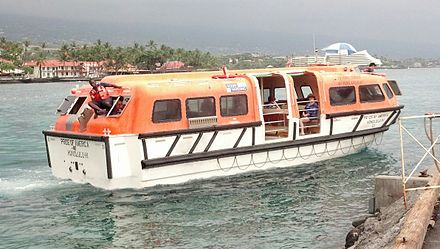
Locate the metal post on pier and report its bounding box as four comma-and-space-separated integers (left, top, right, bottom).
394, 113, 440, 249
398, 113, 440, 206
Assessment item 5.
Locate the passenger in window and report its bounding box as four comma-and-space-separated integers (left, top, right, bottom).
200, 99, 213, 116
111, 97, 125, 115
363, 63, 376, 73
266, 95, 280, 109
300, 94, 319, 135
88, 79, 122, 116
233, 96, 247, 115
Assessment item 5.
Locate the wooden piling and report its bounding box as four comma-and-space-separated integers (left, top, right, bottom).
393, 173, 440, 249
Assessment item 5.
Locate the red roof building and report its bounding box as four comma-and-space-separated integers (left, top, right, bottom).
25, 60, 85, 78
0, 58, 13, 64
159, 61, 185, 71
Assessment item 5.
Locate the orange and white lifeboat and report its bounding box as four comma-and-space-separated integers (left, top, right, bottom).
43, 65, 403, 189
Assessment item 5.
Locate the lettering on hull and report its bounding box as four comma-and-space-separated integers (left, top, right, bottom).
67, 150, 89, 158
60, 138, 90, 158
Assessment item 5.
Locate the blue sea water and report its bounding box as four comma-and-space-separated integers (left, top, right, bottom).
0, 68, 439, 249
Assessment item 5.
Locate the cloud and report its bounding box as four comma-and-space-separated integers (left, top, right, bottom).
1, 0, 439, 57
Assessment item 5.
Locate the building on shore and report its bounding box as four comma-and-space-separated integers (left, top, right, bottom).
24, 60, 112, 79
25, 60, 84, 78
0, 58, 24, 76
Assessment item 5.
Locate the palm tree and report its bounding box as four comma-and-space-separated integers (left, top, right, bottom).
59, 43, 70, 62
35, 50, 47, 78
21, 40, 31, 63
146, 40, 157, 50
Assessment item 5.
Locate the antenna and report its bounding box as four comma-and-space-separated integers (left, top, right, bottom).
313, 34, 318, 63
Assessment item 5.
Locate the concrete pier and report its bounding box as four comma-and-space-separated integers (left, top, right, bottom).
373, 175, 430, 212
348, 174, 438, 248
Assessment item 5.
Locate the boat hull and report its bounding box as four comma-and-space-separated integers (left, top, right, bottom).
44, 128, 385, 190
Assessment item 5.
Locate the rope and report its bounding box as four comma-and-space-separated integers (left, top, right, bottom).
236, 154, 253, 171
282, 147, 300, 161
326, 140, 341, 156
216, 156, 236, 172
352, 136, 366, 150
215, 132, 382, 172
251, 152, 268, 168
313, 142, 328, 157
339, 139, 352, 154
267, 150, 284, 164
298, 145, 315, 160
373, 132, 384, 145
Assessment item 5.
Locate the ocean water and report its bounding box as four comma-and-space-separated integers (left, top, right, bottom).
1, 68, 439, 249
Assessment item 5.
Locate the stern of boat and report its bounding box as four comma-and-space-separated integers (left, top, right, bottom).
43, 131, 143, 189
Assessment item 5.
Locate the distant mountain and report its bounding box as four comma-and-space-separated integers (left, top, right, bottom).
0, 13, 438, 58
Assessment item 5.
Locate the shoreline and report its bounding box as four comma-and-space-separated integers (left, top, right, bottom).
0, 77, 92, 85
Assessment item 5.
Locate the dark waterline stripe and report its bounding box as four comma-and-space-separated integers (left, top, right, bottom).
139, 121, 262, 139
329, 118, 333, 136
233, 128, 247, 148
104, 137, 113, 179
166, 135, 181, 157
142, 126, 389, 169
42, 130, 106, 142
204, 131, 218, 152
326, 105, 404, 119
189, 133, 203, 154
352, 115, 364, 132
43, 134, 52, 168
382, 110, 397, 128
142, 139, 148, 160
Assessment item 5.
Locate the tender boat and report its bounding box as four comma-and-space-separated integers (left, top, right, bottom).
43, 65, 403, 189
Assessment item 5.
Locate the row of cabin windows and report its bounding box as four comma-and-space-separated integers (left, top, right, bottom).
152, 95, 248, 123
329, 83, 394, 106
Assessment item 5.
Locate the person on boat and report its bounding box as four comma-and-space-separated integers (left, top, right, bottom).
266, 95, 280, 109
300, 94, 319, 135
88, 79, 122, 115
363, 63, 376, 73
110, 97, 125, 115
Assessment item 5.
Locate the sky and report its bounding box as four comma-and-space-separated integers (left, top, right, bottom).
1, 0, 439, 58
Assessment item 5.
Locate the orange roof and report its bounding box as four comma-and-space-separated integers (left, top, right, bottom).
0, 58, 12, 64
24, 60, 86, 67
160, 61, 185, 70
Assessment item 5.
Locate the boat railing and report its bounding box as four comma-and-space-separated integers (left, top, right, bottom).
398, 113, 440, 208
263, 102, 288, 134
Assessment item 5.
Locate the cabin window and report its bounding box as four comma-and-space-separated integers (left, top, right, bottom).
387, 80, 402, 96
108, 96, 131, 117
329, 86, 356, 106
68, 96, 87, 115
220, 94, 248, 116
56, 96, 77, 115
274, 87, 287, 101
186, 97, 216, 118
263, 88, 270, 103
382, 83, 394, 99
152, 99, 182, 123
359, 84, 385, 103
300, 85, 313, 99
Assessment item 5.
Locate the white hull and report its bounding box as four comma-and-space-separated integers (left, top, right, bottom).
141, 133, 381, 187
45, 129, 384, 190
